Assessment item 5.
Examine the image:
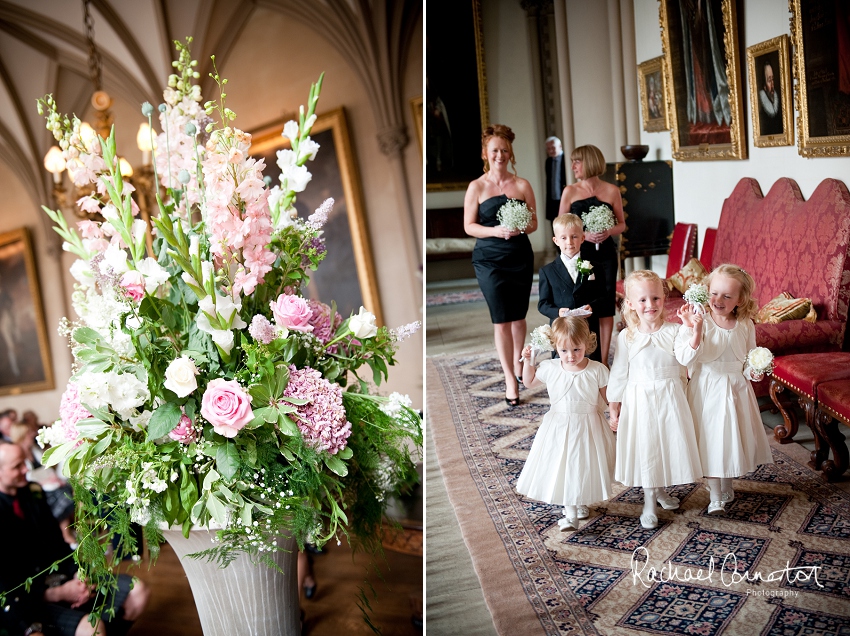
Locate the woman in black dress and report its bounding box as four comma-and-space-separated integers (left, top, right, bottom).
558, 145, 625, 366
464, 125, 537, 407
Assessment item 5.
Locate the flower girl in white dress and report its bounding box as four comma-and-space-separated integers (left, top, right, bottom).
675, 264, 773, 514
516, 317, 615, 531
608, 270, 702, 529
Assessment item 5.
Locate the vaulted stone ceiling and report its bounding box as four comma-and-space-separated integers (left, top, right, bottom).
0, 0, 421, 221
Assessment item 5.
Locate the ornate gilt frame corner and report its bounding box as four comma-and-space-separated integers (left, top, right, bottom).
659, 0, 747, 161
791, 0, 850, 157
747, 35, 794, 148
410, 95, 423, 159
638, 56, 670, 132
250, 108, 383, 326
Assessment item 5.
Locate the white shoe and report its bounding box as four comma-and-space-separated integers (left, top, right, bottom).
720, 490, 735, 504
577, 505, 590, 519
639, 513, 658, 529
707, 500, 726, 515
656, 491, 680, 510
558, 516, 578, 531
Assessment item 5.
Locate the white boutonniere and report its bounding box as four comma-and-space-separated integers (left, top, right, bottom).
576, 258, 593, 277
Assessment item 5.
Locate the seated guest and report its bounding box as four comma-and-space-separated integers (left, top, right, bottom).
0, 408, 16, 442
0, 442, 149, 636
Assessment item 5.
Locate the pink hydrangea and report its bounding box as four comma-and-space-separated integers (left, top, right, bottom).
283, 365, 351, 455
57, 382, 91, 444
307, 300, 343, 352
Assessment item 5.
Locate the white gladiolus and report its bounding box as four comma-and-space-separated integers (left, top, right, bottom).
136, 258, 170, 294
101, 243, 129, 274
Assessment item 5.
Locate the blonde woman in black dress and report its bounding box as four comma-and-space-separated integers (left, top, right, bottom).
558, 144, 625, 366
464, 125, 538, 407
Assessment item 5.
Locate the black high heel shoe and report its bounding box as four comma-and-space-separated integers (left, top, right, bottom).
505, 395, 520, 408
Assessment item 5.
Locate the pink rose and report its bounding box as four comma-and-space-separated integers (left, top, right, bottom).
200, 378, 254, 438
168, 414, 197, 444
270, 294, 314, 332
120, 270, 146, 301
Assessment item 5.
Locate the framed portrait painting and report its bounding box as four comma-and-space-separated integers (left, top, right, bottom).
0, 228, 53, 396
250, 108, 383, 325
426, 0, 489, 191
659, 0, 747, 160
638, 57, 670, 132
791, 0, 850, 157
747, 35, 794, 147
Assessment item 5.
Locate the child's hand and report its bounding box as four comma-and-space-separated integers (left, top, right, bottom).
691, 312, 704, 334
677, 304, 696, 328
608, 403, 619, 431
521, 345, 533, 360
581, 304, 592, 315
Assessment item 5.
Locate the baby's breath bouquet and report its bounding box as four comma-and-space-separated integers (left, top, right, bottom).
530, 324, 554, 364
683, 283, 709, 314
746, 347, 775, 377
29, 38, 421, 607
581, 204, 616, 250
496, 198, 532, 233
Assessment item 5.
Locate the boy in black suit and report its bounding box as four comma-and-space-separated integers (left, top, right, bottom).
538, 214, 603, 362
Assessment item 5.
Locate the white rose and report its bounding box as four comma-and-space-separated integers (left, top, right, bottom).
349, 306, 378, 339
164, 355, 199, 397
747, 347, 774, 372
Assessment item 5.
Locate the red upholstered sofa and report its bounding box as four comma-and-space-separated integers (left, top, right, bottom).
667, 178, 850, 394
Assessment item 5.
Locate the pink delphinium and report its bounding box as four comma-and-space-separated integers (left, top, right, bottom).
283, 365, 351, 455
307, 300, 343, 352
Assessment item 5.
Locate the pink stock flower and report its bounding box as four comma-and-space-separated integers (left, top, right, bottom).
120, 270, 146, 301
168, 414, 197, 444
200, 378, 254, 438
249, 314, 277, 344
283, 365, 351, 455
270, 294, 314, 332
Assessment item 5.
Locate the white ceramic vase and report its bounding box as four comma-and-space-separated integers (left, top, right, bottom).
160, 526, 299, 635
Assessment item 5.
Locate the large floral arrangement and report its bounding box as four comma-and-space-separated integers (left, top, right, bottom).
32, 39, 421, 588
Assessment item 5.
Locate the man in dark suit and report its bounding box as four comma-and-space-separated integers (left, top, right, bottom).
544, 136, 567, 238
538, 214, 603, 362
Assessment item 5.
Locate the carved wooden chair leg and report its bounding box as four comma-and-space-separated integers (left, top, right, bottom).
812, 410, 850, 482
769, 379, 799, 444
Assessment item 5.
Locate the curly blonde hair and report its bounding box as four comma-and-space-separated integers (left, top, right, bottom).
551, 316, 597, 355
705, 263, 758, 321
481, 124, 517, 174
622, 270, 667, 338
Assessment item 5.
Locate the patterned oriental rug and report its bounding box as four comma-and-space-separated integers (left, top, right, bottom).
426, 283, 539, 308
428, 352, 850, 636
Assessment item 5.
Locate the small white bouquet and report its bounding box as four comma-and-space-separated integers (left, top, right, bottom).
683, 283, 709, 314
581, 204, 616, 250
497, 199, 532, 233
746, 347, 775, 377
530, 324, 554, 364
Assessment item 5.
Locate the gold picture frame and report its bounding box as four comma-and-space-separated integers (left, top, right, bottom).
791, 0, 850, 157
659, 0, 747, 160
747, 35, 793, 148
250, 108, 383, 325
411, 95, 423, 159
638, 56, 670, 132
0, 227, 54, 396
425, 0, 489, 191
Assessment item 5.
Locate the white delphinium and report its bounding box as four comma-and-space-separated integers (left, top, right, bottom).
106, 370, 150, 419
496, 199, 532, 233
128, 409, 153, 432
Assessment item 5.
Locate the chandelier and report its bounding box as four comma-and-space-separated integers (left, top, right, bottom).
42, 0, 155, 256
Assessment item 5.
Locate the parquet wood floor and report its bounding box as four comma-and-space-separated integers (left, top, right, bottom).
127, 538, 422, 635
